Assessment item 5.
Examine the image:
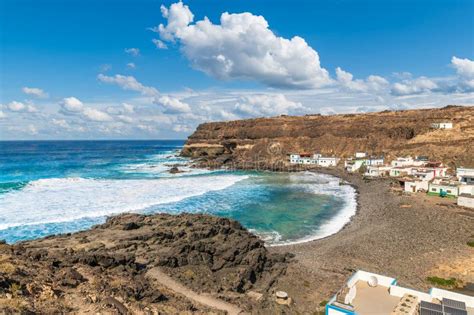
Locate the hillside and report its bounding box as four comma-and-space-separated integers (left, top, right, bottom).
182, 105, 474, 168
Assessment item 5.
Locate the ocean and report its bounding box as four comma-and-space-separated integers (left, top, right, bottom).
0, 140, 356, 245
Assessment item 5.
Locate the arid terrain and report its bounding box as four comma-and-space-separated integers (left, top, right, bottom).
0, 214, 292, 314
182, 105, 474, 169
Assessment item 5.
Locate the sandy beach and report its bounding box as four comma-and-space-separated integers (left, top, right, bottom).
269, 168, 474, 313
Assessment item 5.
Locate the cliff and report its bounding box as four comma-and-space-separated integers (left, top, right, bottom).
182, 105, 474, 168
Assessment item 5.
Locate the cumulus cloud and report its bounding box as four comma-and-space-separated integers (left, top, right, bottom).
98, 74, 159, 96
391, 77, 438, 96
155, 95, 191, 114
336, 67, 389, 92
59, 97, 113, 122
22, 87, 48, 98
52, 118, 70, 129
82, 107, 113, 122
6, 101, 37, 112
127, 62, 136, 69
233, 94, 305, 118
60, 97, 84, 112
152, 38, 168, 49
155, 2, 331, 89
451, 56, 474, 90
124, 48, 140, 56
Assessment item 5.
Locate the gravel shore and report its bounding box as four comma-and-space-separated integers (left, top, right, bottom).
270, 168, 474, 312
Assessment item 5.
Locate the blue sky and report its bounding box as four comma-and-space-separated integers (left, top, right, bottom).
1, 0, 473, 139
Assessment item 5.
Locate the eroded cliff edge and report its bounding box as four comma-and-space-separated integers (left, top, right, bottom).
0, 213, 291, 314
181, 105, 474, 168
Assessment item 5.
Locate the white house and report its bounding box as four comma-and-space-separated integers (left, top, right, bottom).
457, 167, 474, 184
326, 270, 474, 315
428, 180, 459, 197
404, 178, 429, 193
459, 184, 474, 196
391, 157, 414, 167
365, 165, 391, 177
365, 157, 384, 166
355, 152, 367, 158
431, 122, 453, 129
390, 166, 413, 177
289, 153, 339, 167
316, 157, 340, 167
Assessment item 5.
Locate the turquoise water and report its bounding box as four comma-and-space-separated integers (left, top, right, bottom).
0, 141, 356, 245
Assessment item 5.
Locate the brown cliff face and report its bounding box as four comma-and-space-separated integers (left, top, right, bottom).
182, 105, 474, 168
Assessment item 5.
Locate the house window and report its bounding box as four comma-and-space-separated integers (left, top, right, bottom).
431, 188, 436, 192
447, 190, 451, 193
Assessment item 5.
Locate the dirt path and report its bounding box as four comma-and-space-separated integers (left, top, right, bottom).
146, 268, 244, 315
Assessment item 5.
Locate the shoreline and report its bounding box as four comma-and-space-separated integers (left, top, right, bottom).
268, 167, 474, 312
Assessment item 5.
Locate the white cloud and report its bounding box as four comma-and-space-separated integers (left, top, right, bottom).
22, 87, 48, 98
155, 95, 191, 114
52, 118, 70, 129
98, 74, 159, 96
336, 67, 388, 92
122, 103, 135, 113
124, 48, 140, 56
152, 38, 168, 49
60, 97, 84, 112
391, 77, 438, 95
117, 115, 134, 123
451, 56, 474, 90
156, 2, 331, 89
127, 62, 136, 69
7, 101, 26, 112
0, 110, 6, 119
233, 94, 305, 118
82, 107, 113, 122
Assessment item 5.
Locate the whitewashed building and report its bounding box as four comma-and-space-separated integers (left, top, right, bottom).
457, 167, 474, 185
326, 270, 474, 315
355, 152, 367, 158
365, 165, 391, 177
289, 153, 339, 167
428, 180, 459, 197
404, 179, 429, 193
345, 159, 366, 173
365, 157, 385, 166
390, 166, 414, 177
316, 156, 340, 167
431, 122, 453, 129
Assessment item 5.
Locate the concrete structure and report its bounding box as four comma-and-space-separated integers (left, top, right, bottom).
289, 153, 339, 167
428, 180, 459, 197
326, 270, 474, 315
365, 157, 384, 166
355, 152, 367, 158
457, 167, 474, 184
316, 156, 340, 167
365, 165, 391, 177
431, 122, 453, 129
404, 178, 429, 193
459, 185, 474, 196
390, 166, 413, 177
345, 159, 366, 173
458, 194, 474, 208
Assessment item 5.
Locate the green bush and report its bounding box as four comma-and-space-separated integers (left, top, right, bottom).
426, 276, 457, 287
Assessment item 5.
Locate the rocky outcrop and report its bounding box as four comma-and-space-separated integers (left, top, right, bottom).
0, 213, 291, 314
182, 105, 474, 168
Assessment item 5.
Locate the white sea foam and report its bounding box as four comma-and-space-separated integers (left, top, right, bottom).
269, 172, 357, 246
0, 175, 248, 230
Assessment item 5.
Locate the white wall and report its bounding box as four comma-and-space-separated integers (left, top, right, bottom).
458, 195, 474, 208
389, 286, 432, 302
430, 288, 474, 308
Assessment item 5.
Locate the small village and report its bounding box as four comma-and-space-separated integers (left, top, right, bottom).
289, 122, 474, 209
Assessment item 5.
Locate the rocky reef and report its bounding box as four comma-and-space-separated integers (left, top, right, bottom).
0, 213, 291, 314
181, 105, 474, 169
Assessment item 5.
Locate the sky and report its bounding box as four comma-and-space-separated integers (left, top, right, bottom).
0, 0, 473, 140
